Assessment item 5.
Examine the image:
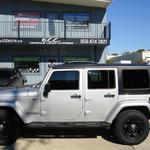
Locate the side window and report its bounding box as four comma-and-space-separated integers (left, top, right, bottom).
122, 70, 149, 89
49, 71, 79, 90
88, 70, 115, 89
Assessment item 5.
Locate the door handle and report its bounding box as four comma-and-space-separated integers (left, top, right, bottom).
71, 94, 81, 99
104, 93, 115, 98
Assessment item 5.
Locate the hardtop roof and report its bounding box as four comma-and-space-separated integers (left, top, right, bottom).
52, 63, 150, 69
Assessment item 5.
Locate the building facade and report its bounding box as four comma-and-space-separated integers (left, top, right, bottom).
111, 50, 150, 64
0, 0, 111, 84
107, 53, 120, 61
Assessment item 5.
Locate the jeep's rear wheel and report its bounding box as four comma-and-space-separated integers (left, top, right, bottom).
0, 110, 19, 145
114, 110, 149, 145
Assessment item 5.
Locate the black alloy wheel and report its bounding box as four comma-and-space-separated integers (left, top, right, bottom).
122, 118, 144, 141
0, 110, 19, 145
114, 110, 149, 145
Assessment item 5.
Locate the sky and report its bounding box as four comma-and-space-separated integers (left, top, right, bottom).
108, 0, 150, 54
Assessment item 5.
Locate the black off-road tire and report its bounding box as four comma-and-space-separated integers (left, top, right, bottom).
114, 110, 149, 145
0, 110, 19, 146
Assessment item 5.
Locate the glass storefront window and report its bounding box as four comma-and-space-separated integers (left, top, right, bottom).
64, 13, 90, 30
14, 57, 40, 74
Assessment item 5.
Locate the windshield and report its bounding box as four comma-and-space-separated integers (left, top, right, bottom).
31, 81, 41, 89
30, 69, 50, 89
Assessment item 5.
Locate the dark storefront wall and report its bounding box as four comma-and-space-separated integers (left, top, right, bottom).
0, 0, 109, 84
0, 0, 105, 22
0, 45, 105, 84
0, 0, 106, 39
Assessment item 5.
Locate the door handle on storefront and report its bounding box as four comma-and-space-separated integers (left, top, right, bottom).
71, 94, 81, 99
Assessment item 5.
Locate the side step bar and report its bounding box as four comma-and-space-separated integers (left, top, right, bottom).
24, 122, 110, 129
21, 122, 110, 137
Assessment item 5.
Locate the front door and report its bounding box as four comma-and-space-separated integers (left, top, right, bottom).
84, 68, 118, 121
41, 69, 83, 121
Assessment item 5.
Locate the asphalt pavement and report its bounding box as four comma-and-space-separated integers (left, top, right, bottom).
1, 132, 150, 150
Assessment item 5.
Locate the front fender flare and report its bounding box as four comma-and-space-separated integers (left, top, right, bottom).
0, 101, 27, 123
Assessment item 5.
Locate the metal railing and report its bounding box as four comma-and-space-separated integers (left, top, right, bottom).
0, 21, 111, 39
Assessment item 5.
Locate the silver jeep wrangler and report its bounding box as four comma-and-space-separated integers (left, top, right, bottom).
0, 63, 150, 145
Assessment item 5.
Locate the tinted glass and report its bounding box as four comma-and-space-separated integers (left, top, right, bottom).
109, 71, 115, 88
49, 71, 79, 90
122, 70, 149, 89
0, 70, 13, 79
88, 70, 115, 89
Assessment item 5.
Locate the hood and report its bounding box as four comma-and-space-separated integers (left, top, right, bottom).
0, 78, 11, 86
0, 86, 38, 102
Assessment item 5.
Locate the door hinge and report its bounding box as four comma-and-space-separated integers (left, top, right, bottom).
85, 110, 92, 116
41, 111, 47, 115
84, 97, 91, 101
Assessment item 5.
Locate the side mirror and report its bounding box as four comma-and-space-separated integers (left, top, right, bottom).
11, 74, 17, 79
24, 79, 27, 83
43, 83, 51, 97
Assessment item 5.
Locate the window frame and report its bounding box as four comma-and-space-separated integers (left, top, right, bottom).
118, 68, 150, 95
63, 12, 90, 30
122, 69, 150, 90
87, 69, 116, 90
48, 70, 80, 91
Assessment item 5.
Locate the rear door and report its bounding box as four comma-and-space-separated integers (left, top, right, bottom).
84, 68, 118, 121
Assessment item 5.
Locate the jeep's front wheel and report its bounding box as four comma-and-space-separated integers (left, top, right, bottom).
0, 110, 19, 145
114, 110, 149, 145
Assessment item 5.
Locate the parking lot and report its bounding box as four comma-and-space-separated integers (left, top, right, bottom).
2, 132, 150, 150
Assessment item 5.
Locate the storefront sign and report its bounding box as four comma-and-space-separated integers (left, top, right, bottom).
30, 38, 74, 45
80, 39, 108, 45
0, 39, 23, 43
13, 12, 41, 30
0, 38, 109, 45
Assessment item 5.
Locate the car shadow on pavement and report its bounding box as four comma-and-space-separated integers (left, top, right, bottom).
3, 145, 15, 150
22, 128, 120, 144
100, 130, 121, 144
4, 128, 121, 150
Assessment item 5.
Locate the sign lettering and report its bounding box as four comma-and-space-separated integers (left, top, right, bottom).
0, 38, 109, 45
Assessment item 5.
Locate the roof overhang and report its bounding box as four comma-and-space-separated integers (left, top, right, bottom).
32, 0, 112, 8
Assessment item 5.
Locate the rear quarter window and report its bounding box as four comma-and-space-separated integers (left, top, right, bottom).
122, 69, 149, 89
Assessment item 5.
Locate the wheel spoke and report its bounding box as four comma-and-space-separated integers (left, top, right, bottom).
133, 132, 140, 139
123, 118, 144, 140
0, 120, 11, 141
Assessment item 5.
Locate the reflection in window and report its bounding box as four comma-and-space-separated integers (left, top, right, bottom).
88, 70, 115, 89
49, 71, 79, 90
14, 57, 40, 73
64, 13, 89, 30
